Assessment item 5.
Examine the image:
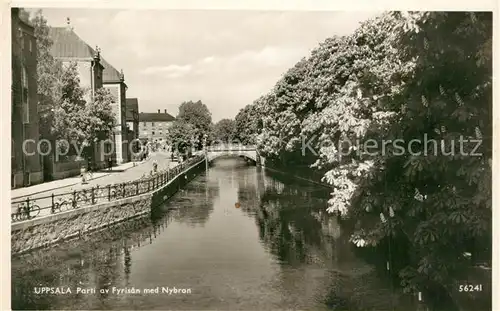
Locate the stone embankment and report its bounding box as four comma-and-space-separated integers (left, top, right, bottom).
12, 157, 206, 255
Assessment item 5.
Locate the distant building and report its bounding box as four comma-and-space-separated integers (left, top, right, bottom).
138, 109, 175, 144
100, 58, 129, 164
49, 19, 129, 164
126, 98, 139, 138
126, 98, 140, 157
11, 8, 43, 188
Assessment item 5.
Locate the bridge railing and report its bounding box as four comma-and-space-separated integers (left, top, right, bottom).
11, 154, 205, 223
205, 144, 256, 152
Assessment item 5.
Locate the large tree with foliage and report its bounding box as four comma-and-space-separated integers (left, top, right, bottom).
30, 10, 64, 140
52, 62, 115, 159
83, 88, 116, 147
166, 120, 197, 156
177, 100, 212, 149
212, 118, 236, 143
234, 103, 262, 145
340, 12, 492, 304
253, 11, 492, 306
52, 62, 87, 151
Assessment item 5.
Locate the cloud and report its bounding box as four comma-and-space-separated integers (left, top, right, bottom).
202, 56, 215, 63
74, 17, 89, 23
227, 45, 307, 67
141, 64, 193, 77
140, 46, 304, 80
40, 9, 377, 121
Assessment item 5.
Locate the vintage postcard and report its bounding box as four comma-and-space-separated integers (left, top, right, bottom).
4, 1, 497, 310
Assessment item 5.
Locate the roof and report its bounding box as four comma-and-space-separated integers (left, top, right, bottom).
49, 27, 125, 84
139, 112, 175, 122
126, 98, 139, 121
49, 27, 97, 60
100, 56, 123, 83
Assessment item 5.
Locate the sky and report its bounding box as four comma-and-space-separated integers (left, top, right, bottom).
32, 8, 378, 122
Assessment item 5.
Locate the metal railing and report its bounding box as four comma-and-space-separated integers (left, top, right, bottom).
11, 154, 205, 223
206, 144, 256, 152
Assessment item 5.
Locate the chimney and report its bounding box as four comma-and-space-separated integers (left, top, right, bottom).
66, 17, 73, 31
157, 109, 160, 113
93, 45, 101, 61
164, 109, 167, 114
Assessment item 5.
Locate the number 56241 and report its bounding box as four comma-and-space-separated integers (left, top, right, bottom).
459, 285, 483, 292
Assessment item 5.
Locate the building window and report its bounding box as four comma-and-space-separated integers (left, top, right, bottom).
29, 39, 32, 52
19, 29, 24, 50
22, 66, 29, 124
151, 122, 155, 127
152, 131, 155, 135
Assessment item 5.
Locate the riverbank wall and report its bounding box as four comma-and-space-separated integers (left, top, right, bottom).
11, 158, 207, 256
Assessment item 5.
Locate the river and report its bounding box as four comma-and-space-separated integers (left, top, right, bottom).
12, 157, 418, 310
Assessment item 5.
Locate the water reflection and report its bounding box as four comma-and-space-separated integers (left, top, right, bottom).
237, 166, 415, 310
12, 158, 414, 311
12, 216, 161, 310
166, 174, 219, 227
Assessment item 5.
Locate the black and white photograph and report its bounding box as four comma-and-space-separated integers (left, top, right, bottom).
6, 1, 496, 310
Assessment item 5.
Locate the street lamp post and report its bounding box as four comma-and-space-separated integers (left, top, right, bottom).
166, 139, 171, 181
203, 134, 208, 171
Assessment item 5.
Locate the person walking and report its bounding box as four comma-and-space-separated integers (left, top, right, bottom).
152, 159, 158, 174
86, 156, 94, 180
107, 157, 113, 171
80, 165, 87, 184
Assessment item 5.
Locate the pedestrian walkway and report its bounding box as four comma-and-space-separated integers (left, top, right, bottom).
12, 160, 141, 199
11, 153, 178, 201
11, 153, 188, 219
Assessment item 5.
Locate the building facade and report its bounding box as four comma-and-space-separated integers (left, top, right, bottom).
11, 8, 43, 188
101, 58, 129, 164
126, 98, 139, 139
49, 20, 129, 165
49, 22, 104, 103
138, 110, 175, 144
49, 23, 114, 171
126, 98, 140, 157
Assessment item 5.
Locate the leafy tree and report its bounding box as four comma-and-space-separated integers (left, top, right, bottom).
19, 10, 115, 164
52, 62, 115, 159
206, 123, 217, 145
52, 62, 87, 152
177, 100, 212, 149
252, 11, 492, 305
213, 118, 236, 143
166, 120, 197, 156
30, 10, 64, 140
82, 88, 116, 158
344, 12, 492, 303
234, 103, 262, 145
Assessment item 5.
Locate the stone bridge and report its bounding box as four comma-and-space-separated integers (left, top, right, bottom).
205, 145, 263, 165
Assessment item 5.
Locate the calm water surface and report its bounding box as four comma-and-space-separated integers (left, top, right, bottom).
12, 158, 416, 310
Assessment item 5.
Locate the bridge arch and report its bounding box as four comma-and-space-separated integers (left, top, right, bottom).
205, 145, 260, 164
